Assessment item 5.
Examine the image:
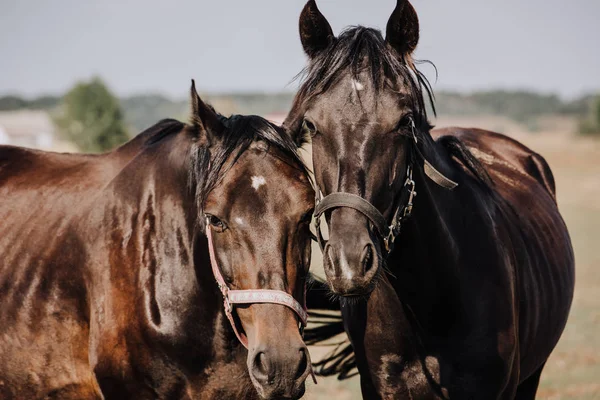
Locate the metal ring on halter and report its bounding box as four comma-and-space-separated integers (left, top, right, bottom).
402, 166, 417, 218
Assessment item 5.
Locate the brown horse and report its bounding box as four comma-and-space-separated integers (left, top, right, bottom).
285, 1, 575, 398
0, 82, 318, 399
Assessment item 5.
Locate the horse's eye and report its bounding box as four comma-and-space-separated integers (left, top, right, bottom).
397, 114, 414, 131
302, 119, 317, 136
206, 214, 226, 231
300, 209, 314, 225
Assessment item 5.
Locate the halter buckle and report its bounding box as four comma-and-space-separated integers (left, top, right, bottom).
315, 189, 323, 206
402, 167, 417, 219
410, 118, 418, 144
384, 230, 396, 253
403, 184, 417, 219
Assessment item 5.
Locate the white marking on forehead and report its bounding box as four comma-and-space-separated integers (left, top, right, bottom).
251, 175, 267, 190
234, 217, 245, 226
351, 79, 364, 91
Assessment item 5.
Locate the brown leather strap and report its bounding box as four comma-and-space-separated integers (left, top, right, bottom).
311, 121, 458, 255
413, 146, 458, 190
205, 224, 308, 349
314, 192, 391, 239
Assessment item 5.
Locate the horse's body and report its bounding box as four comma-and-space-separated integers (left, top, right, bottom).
431, 127, 573, 378
0, 147, 113, 399
431, 129, 571, 383
0, 87, 317, 399
0, 126, 255, 399
288, 1, 575, 398
338, 127, 574, 398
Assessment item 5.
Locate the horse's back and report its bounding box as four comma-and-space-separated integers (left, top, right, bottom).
432, 127, 557, 198
0, 145, 110, 398
0, 145, 109, 191
432, 127, 575, 378
0, 145, 108, 280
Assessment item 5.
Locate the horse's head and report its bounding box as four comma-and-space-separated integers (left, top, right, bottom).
190, 82, 314, 399
286, 0, 429, 297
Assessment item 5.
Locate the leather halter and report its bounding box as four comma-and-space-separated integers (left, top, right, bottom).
313, 124, 458, 255
205, 222, 308, 349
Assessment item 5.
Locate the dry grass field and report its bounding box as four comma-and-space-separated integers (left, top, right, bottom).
302, 116, 600, 399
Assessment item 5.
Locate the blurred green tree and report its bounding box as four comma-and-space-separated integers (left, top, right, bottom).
578, 95, 600, 135
54, 77, 129, 152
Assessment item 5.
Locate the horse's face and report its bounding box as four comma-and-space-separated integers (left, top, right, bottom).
203, 142, 314, 398
306, 71, 412, 296
290, 0, 421, 296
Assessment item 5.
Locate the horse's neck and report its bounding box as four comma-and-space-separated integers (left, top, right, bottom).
389, 139, 466, 334
87, 140, 240, 371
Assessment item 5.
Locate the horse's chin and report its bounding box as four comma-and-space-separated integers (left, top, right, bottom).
252, 381, 306, 400
329, 281, 376, 304
326, 264, 381, 302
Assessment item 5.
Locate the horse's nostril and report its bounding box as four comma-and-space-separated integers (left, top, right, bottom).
252, 352, 271, 383
362, 244, 374, 274
295, 348, 309, 380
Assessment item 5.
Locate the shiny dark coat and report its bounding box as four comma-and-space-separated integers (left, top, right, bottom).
287, 1, 575, 398
0, 102, 317, 399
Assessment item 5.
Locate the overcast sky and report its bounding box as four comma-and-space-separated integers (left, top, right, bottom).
1, 0, 599, 98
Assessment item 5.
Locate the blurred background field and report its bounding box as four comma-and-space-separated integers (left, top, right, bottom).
1, 0, 599, 398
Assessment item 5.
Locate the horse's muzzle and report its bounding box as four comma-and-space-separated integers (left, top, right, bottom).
322, 208, 380, 296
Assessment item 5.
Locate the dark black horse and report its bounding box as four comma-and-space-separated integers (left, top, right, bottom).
285, 1, 575, 398
0, 82, 328, 399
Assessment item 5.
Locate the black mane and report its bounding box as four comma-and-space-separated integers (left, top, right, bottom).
295, 26, 435, 130
124, 114, 307, 222
190, 113, 308, 211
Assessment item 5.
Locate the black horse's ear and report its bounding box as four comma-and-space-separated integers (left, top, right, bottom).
299, 0, 334, 58
190, 79, 224, 145
282, 105, 307, 147
282, 118, 305, 147
385, 0, 420, 56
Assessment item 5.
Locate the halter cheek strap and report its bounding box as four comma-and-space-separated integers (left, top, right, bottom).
205, 224, 309, 348
313, 166, 417, 254
313, 123, 458, 255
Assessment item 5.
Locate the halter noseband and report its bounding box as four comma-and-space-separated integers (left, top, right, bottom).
205, 222, 308, 349
313, 125, 458, 255
313, 165, 416, 254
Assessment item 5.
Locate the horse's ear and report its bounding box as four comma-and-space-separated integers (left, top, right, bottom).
385, 0, 420, 57
299, 0, 334, 58
282, 105, 307, 147
190, 79, 224, 144
282, 119, 306, 147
